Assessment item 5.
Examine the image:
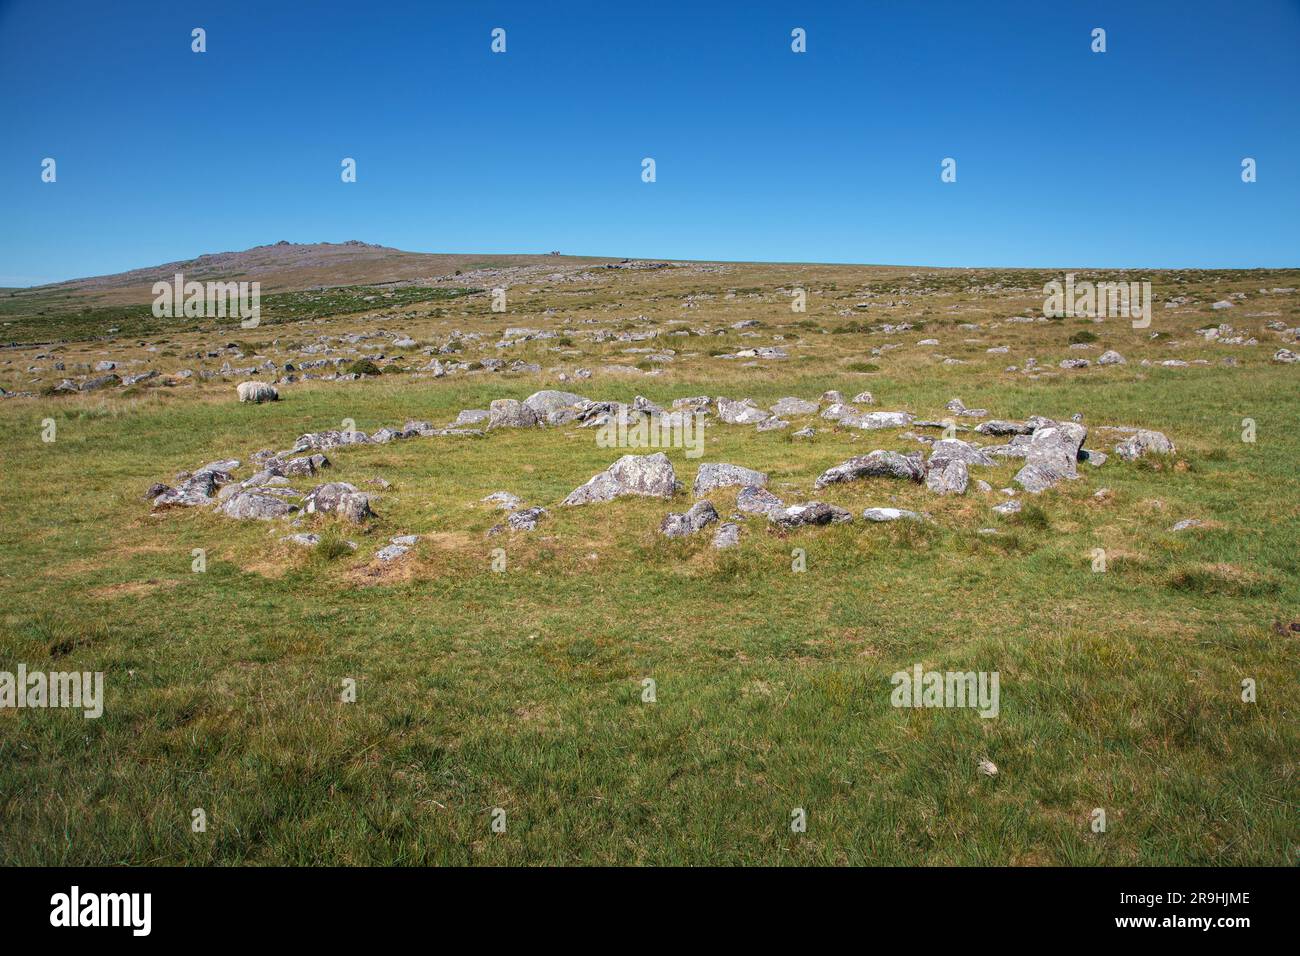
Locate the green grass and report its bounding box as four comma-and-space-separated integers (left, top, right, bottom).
0, 264, 1297, 865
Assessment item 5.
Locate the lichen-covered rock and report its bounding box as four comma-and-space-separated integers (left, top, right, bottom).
1114, 429, 1176, 461
927, 439, 995, 469
814, 450, 925, 489
838, 410, 913, 430
1098, 350, 1126, 365
562, 452, 679, 505
1014, 421, 1088, 492
151, 472, 218, 509
523, 390, 589, 422
660, 500, 719, 538
975, 420, 1032, 436
488, 399, 539, 429
303, 482, 375, 522
292, 430, 370, 452
926, 459, 969, 495
770, 397, 819, 417
715, 398, 771, 425
507, 507, 547, 531
218, 490, 298, 520
482, 491, 523, 511
693, 462, 768, 496
862, 507, 925, 522
736, 485, 785, 516
769, 502, 853, 528
712, 522, 741, 549
452, 409, 490, 427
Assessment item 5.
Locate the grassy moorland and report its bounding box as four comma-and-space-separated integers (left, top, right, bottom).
0, 258, 1296, 865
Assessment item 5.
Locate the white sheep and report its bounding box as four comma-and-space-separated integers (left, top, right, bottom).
237, 381, 278, 403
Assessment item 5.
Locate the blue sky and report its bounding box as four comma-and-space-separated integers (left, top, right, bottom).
1, 0, 1298, 284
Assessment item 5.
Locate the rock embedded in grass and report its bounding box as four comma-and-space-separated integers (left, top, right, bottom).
770, 396, 819, 417
814, 450, 925, 489
712, 522, 741, 549
694, 463, 769, 496
219, 490, 298, 520
303, 482, 375, 522
660, 500, 719, 538
507, 507, 547, 531
1114, 428, 1175, 461
769, 502, 853, 529
562, 452, 679, 505
715, 397, 770, 425
736, 485, 785, 516
862, 507, 925, 522
838, 410, 913, 430
926, 459, 969, 495
488, 398, 539, 429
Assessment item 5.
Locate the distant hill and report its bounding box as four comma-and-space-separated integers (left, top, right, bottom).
18, 242, 615, 304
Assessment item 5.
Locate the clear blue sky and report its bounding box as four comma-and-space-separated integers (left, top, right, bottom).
1, 0, 1297, 284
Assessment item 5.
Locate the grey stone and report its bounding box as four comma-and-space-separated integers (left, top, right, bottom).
563, 452, 679, 505
1114, 429, 1175, 461
376, 544, 410, 562
770, 396, 819, 417
814, 450, 925, 489
660, 500, 719, 538
452, 409, 490, 427
711, 522, 741, 549
716, 397, 771, 425
838, 410, 913, 430
925, 459, 969, 495
508, 507, 547, 531
927, 439, 995, 468
219, 490, 298, 520
861, 507, 925, 522
975, 420, 1032, 436
694, 462, 768, 496
488, 399, 539, 429
523, 390, 588, 420
769, 502, 853, 529
736, 485, 785, 516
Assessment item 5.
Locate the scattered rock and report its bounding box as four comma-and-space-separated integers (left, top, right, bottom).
562, 452, 679, 505
483, 491, 523, 511
769, 502, 853, 528
926, 459, 969, 495
712, 522, 741, 549
770, 396, 819, 417
861, 507, 924, 522
488, 398, 539, 429
508, 507, 547, 531
736, 485, 785, 516
660, 500, 719, 537
694, 462, 768, 496
1114, 429, 1175, 461
815, 450, 925, 489
219, 490, 298, 520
